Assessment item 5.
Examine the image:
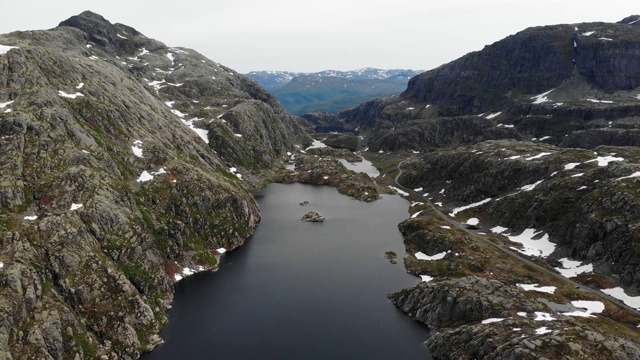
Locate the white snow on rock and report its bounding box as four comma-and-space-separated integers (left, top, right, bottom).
586, 155, 623, 166
577, 186, 587, 191
525, 152, 552, 160
70, 203, 83, 211
507, 228, 555, 257
531, 89, 554, 104
388, 186, 409, 196
582, 31, 596, 36
555, 257, 593, 277
131, 140, 143, 158
58, 91, 84, 99
174, 264, 206, 282
496, 124, 514, 128
0, 100, 14, 108
521, 180, 543, 191
76, 82, 84, 89
535, 327, 553, 334
486, 112, 502, 119
563, 300, 605, 317
467, 218, 480, 226
217, 248, 227, 254
234, 133, 243, 137
507, 155, 521, 160
571, 173, 584, 177
586, 99, 614, 104
414, 187, 423, 192
481, 318, 505, 324
420, 275, 434, 282
449, 198, 492, 216
23, 215, 38, 221
305, 139, 327, 150
441, 225, 451, 229
411, 210, 423, 219
601, 287, 640, 310
136, 168, 167, 183
137, 171, 154, 182
615, 171, 640, 181
534, 312, 556, 321
517, 283, 556, 294
564, 163, 580, 170
491, 226, 508, 234
0, 45, 18, 54
415, 251, 449, 261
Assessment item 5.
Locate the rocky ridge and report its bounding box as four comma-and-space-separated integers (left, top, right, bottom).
335, 15, 640, 360
339, 17, 640, 153
0, 11, 309, 359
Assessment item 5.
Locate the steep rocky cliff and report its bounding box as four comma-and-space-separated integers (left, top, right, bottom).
0, 11, 309, 359
340, 16, 640, 153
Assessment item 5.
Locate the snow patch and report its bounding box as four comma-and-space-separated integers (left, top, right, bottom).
582, 31, 595, 36
534, 312, 556, 321
521, 180, 543, 191
70, 203, 83, 211
0, 101, 14, 108
535, 327, 553, 335
481, 318, 505, 324
586, 155, 623, 166
449, 198, 492, 216
23, 215, 38, 221
486, 112, 502, 119
525, 152, 552, 160
564, 163, 580, 170
58, 91, 84, 99
491, 226, 508, 234
466, 218, 479, 226
555, 258, 593, 277
601, 287, 640, 310
420, 275, 434, 283
563, 300, 605, 317
517, 283, 556, 294
305, 139, 327, 150
615, 171, 640, 181
507, 229, 555, 257
0, 45, 18, 55
415, 251, 449, 261
531, 89, 554, 104
131, 140, 143, 158
388, 186, 409, 196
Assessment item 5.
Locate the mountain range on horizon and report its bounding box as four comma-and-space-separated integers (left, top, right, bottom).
246, 68, 422, 115
1, 9, 640, 360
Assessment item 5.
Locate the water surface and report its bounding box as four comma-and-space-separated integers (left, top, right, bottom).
143, 183, 431, 359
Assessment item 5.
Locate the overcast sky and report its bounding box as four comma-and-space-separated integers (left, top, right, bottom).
2, 1, 638, 73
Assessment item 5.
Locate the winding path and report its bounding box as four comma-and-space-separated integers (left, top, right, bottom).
394, 160, 640, 317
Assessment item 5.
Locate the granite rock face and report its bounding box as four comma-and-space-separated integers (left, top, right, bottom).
339, 18, 640, 153
0, 11, 309, 359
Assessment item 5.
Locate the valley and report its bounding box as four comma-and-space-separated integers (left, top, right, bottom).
0, 10, 640, 360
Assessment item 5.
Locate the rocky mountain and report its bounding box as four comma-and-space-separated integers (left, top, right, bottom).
333, 15, 640, 359
243, 70, 298, 92
340, 16, 640, 152
0, 11, 310, 359
246, 68, 421, 115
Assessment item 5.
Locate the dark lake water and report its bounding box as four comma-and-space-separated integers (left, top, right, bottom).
142, 183, 431, 359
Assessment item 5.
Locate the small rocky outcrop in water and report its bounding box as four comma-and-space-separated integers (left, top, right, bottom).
301, 211, 326, 222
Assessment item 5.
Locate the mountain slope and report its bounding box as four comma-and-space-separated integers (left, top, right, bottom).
337, 16, 640, 359
0, 11, 309, 359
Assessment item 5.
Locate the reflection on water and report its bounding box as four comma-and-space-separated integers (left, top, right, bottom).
142, 183, 431, 360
